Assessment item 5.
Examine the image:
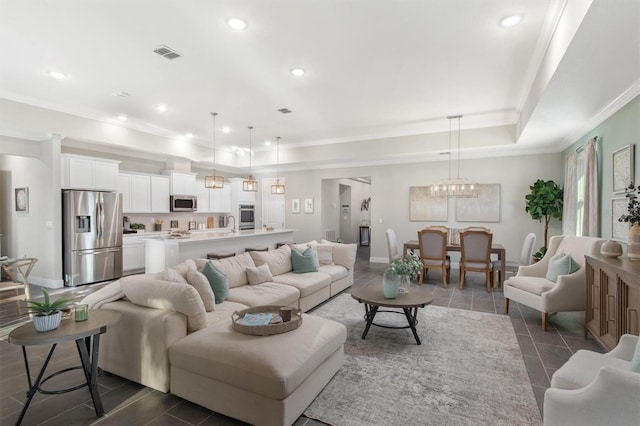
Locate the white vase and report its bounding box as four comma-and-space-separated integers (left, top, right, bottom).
628, 224, 640, 261
33, 311, 62, 332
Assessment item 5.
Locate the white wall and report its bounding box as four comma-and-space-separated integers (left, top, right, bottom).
280, 152, 563, 263
0, 136, 63, 288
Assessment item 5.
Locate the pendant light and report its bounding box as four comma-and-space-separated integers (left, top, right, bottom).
271, 136, 285, 194
204, 112, 224, 189
243, 126, 258, 192
429, 115, 477, 198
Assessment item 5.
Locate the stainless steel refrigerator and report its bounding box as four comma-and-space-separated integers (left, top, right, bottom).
62, 190, 123, 286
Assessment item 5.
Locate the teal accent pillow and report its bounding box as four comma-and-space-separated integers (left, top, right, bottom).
202, 261, 228, 304
545, 252, 579, 282
291, 247, 318, 273
630, 338, 640, 373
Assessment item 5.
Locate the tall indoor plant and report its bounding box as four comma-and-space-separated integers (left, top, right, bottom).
525, 179, 563, 261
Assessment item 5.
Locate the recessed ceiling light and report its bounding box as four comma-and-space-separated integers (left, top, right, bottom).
117, 114, 128, 121
185, 133, 193, 138
264, 140, 272, 146
227, 18, 247, 30
500, 15, 522, 27
48, 71, 65, 80
156, 104, 168, 113
222, 126, 231, 133
291, 68, 305, 77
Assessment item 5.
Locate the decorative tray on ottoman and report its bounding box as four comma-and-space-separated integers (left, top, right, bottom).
232, 305, 302, 336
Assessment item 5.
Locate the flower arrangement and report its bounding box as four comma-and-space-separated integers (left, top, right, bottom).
390, 251, 422, 280
618, 183, 640, 225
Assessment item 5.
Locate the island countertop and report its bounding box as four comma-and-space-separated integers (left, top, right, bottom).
143, 228, 296, 272
142, 228, 296, 245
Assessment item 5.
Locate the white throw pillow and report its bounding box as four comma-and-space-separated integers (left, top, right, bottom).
321, 240, 357, 270
311, 242, 334, 265
246, 263, 274, 285
249, 245, 293, 276
186, 270, 216, 312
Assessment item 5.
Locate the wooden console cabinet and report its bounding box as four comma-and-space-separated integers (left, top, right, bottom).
585, 254, 640, 351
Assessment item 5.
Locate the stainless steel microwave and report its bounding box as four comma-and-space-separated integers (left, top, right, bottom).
170, 195, 197, 212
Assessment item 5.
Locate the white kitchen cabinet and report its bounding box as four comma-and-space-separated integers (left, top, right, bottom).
62, 154, 120, 190
123, 235, 145, 273
150, 175, 170, 213
210, 183, 232, 212
230, 178, 256, 206
118, 173, 151, 213
164, 171, 196, 196
195, 180, 211, 213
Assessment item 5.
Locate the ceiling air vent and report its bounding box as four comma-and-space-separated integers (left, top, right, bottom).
153, 45, 181, 60
277, 108, 292, 114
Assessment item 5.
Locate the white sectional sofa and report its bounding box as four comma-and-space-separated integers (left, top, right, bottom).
82, 241, 356, 426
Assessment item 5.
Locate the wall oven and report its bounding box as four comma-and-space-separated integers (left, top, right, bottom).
239, 204, 255, 230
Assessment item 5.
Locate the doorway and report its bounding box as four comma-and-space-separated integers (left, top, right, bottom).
321, 177, 371, 244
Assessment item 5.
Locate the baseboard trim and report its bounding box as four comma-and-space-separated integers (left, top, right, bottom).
28, 276, 64, 289
369, 257, 389, 264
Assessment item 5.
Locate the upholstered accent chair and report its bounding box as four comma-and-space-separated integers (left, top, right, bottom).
385, 228, 402, 264
417, 228, 450, 287
503, 235, 605, 331
543, 334, 640, 426
493, 232, 536, 286
459, 229, 494, 292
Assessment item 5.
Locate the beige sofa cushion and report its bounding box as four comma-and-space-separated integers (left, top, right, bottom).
119, 275, 207, 332
314, 243, 335, 266
273, 271, 331, 297
507, 275, 555, 296
205, 300, 249, 327
169, 314, 347, 399
317, 264, 349, 281
249, 245, 293, 276
321, 240, 357, 269
246, 263, 273, 285
196, 253, 256, 288
186, 270, 216, 312
226, 282, 299, 307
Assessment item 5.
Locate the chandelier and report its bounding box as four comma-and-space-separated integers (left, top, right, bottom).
271, 136, 285, 194
204, 112, 224, 189
429, 115, 477, 198
242, 126, 258, 192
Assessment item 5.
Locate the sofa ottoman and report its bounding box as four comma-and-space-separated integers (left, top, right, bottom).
169, 314, 347, 426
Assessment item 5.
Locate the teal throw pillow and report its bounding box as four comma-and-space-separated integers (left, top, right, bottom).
630, 337, 640, 373
545, 252, 579, 282
291, 247, 318, 273
202, 261, 228, 304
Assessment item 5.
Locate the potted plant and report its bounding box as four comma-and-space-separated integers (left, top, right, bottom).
525, 179, 563, 261
618, 183, 640, 260
25, 289, 73, 332
390, 251, 422, 280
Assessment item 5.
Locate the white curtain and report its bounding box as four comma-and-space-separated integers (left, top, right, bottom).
582, 137, 599, 236
563, 151, 578, 236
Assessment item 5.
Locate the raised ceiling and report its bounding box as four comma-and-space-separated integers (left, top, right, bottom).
0, 0, 638, 172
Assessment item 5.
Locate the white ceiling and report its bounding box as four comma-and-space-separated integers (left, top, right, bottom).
0, 0, 638, 172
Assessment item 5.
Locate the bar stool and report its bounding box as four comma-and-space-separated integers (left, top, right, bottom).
207, 250, 236, 260
245, 246, 269, 252
276, 241, 295, 248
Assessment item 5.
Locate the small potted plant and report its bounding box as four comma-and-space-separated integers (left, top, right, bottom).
618, 183, 640, 260
25, 289, 73, 332
390, 251, 422, 280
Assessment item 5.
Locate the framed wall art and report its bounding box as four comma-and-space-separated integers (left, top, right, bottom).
612, 144, 634, 193
304, 198, 314, 214
15, 187, 29, 212
409, 186, 447, 221
611, 198, 629, 241
291, 198, 300, 214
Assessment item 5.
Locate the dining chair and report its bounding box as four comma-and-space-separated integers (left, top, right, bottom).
385, 229, 402, 264
417, 228, 450, 288
492, 232, 536, 286
459, 229, 494, 292
464, 226, 491, 233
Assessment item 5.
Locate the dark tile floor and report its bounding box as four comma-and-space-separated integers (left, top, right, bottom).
0, 247, 604, 425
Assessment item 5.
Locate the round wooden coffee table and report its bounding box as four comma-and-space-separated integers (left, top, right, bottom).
351, 284, 433, 345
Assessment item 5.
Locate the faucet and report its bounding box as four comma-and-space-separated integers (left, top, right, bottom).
226, 215, 236, 232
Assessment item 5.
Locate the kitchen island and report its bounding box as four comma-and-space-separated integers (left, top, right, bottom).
144, 228, 296, 272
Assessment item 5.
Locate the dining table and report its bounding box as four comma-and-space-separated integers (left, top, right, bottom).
402, 240, 506, 288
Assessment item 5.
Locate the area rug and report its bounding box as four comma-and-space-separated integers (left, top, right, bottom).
304, 293, 541, 426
